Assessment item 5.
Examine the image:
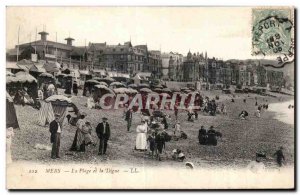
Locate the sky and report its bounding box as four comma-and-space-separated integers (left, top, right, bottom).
6, 7, 262, 60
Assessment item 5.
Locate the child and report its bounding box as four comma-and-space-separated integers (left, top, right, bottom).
174, 121, 181, 136
172, 149, 185, 162
155, 130, 165, 161
147, 131, 156, 159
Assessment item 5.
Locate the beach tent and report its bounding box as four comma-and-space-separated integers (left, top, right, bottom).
6, 92, 19, 129
56, 73, 67, 88
83, 79, 101, 96
38, 72, 56, 88
39, 95, 72, 126
133, 74, 141, 85
93, 84, 115, 101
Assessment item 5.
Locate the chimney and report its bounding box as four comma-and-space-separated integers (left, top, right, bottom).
38, 31, 49, 41
65, 37, 75, 46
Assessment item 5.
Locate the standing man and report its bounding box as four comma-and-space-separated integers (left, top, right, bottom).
73, 81, 78, 96
96, 117, 111, 155
49, 114, 62, 159
125, 108, 133, 132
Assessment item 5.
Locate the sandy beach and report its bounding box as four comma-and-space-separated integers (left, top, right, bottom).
10, 89, 294, 169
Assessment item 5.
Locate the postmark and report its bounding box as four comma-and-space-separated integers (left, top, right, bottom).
252, 8, 294, 67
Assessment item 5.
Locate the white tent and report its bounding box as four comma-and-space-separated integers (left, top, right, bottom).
133, 74, 141, 85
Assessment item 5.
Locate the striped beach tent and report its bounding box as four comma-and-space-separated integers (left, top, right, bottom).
38, 101, 55, 126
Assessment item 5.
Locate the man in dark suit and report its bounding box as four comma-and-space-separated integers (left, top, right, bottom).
96, 117, 111, 155
125, 108, 133, 132
49, 114, 62, 159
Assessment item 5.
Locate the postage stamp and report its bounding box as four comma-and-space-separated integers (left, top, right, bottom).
252, 8, 294, 66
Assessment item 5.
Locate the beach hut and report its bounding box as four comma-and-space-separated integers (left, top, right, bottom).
38, 72, 56, 88
6, 92, 19, 129
56, 73, 67, 88
93, 84, 115, 101
83, 79, 101, 96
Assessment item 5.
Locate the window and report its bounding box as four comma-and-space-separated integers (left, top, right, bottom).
112, 49, 116, 52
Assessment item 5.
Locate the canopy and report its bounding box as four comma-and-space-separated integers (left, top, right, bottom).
140, 88, 152, 93
56, 73, 67, 77
6, 76, 17, 84
85, 79, 101, 84
159, 93, 171, 98
45, 95, 72, 103
161, 88, 172, 93
98, 82, 108, 87
6, 71, 15, 76
94, 84, 115, 95
138, 83, 150, 88
128, 84, 138, 88
127, 88, 138, 94
113, 87, 129, 94
110, 82, 126, 88
92, 77, 102, 82
101, 77, 115, 82
39, 72, 54, 78
15, 71, 37, 83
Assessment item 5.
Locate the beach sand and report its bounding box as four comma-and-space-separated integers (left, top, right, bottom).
10, 89, 294, 169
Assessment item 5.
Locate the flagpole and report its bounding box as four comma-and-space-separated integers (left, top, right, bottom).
16, 26, 20, 62
35, 27, 37, 54
55, 32, 58, 62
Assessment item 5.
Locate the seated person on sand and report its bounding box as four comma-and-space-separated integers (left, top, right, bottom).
239, 110, 248, 120
172, 149, 185, 162
255, 109, 261, 118
206, 126, 222, 146
198, 126, 208, 145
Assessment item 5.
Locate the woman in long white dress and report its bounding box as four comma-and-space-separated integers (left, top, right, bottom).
135, 120, 148, 151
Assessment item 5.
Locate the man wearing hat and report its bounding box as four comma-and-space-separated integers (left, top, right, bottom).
96, 117, 111, 155
49, 113, 62, 159
73, 81, 78, 96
